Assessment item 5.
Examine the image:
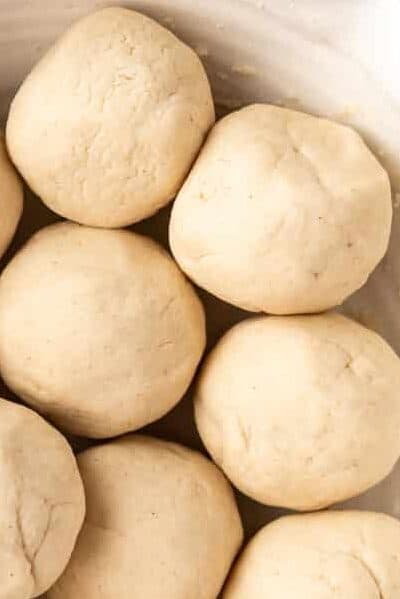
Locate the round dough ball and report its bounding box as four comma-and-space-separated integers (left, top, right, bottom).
170, 104, 392, 314
48, 435, 243, 599
195, 312, 400, 510
224, 510, 400, 598
0, 135, 23, 259
6, 7, 215, 228
0, 398, 85, 599
0, 222, 206, 438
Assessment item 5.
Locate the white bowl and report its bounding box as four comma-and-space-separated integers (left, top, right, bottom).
1, 0, 400, 544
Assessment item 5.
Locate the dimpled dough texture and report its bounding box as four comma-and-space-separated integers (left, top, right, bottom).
48, 435, 243, 599
170, 104, 392, 314
0, 398, 85, 599
195, 312, 400, 511
224, 511, 400, 598
0, 135, 22, 259
0, 222, 206, 438
6, 7, 215, 227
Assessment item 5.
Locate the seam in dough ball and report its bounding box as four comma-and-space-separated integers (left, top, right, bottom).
170, 103, 392, 315
0, 398, 85, 599
47, 435, 243, 599
224, 510, 400, 598
195, 312, 400, 510
0, 222, 206, 438
0, 134, 23, 259
6, 7, 215, 227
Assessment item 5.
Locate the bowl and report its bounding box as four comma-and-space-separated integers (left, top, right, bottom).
1, 0, 399, 549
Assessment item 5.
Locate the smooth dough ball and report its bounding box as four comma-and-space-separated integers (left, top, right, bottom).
47, 435, 243, 599
0, 222, 205, 438
0, 398, 85, 599
6, 7, 215, 228
0, 135, 23, 259
195, 312, 400, 510
170, 104, 392, 314
224, 510, 400, 598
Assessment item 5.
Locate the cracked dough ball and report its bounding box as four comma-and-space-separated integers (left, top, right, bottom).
0, 222, 205, 438
48, 435, 243, 599
0, 398, 85, 599
6, 7, 214, 228
0, 135, 23, 259
195, 312, 400, 510
170, 104, 392, 314
224, 510, 400, 598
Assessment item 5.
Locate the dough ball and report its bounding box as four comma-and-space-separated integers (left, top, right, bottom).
224, 510, 400, 598
195, 312, 400, 510
6, 7, 215, 228
0, 398, 85, 599
47, 435, 243, 599
0, 135, 23, 259
170, 104, 392, 314
0, 222, 205, 438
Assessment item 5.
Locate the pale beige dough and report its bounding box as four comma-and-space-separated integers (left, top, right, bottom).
224, 510, 400, 598
6, 7, 215, 227
0, 135, 23, 259
195, 312, 400, 510
47, 435, 243, 599
0, 398, 85, 599
0, 222, 206, 438
170, 104, 392, 314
